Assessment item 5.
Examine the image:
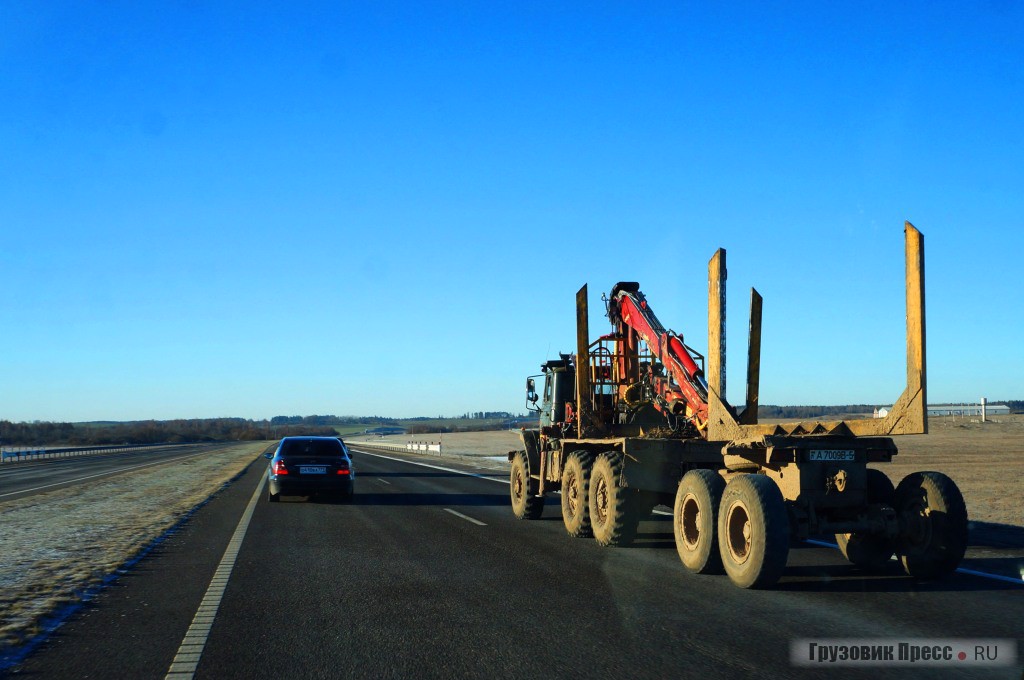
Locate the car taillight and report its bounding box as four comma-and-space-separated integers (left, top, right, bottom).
273, 460, 288, 475
337, 460, 350, 475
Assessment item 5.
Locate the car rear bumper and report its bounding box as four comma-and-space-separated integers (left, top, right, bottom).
269, 475, 354, 496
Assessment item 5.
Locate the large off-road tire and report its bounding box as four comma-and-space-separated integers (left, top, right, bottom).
561, 451, 593, 538
718, 474, 790, 589
589, 452, 640, 547
510, 450, 544, 520
836, 469, 896, 571
894, 471, 968, 579
674, 469, 726, 574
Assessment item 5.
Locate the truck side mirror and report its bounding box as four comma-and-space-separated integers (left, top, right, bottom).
526, 378, 538, 404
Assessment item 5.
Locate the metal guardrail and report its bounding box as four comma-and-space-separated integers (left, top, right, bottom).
348, 440, 443, 456
0, 442, 199, 464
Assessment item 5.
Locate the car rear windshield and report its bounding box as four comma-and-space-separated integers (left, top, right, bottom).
280, 439, 344, 458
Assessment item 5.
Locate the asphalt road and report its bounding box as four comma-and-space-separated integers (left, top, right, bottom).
4, 446, 1022, 679
0, 443, 224, 502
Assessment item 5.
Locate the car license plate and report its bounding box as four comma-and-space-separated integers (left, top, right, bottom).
808, 450, 855, 462
300, 466, 327, 474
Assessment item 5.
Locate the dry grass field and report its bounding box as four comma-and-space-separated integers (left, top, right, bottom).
363, 414, 1024, 528
874, 414, 1024, 528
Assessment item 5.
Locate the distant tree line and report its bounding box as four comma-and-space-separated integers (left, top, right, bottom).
458, 411, 521, 420
0, 412, 528, 446
0, 418, 337, 447
756, 405, 882, 419
270, 415, 398, 426
1003, 401, 1024, 413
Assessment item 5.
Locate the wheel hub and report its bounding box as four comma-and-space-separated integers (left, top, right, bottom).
726, 501, 752, 565
595, 478, 609, 523
680, 493, 701, 550
566, 472, 579, 516
902, 499, 934, 548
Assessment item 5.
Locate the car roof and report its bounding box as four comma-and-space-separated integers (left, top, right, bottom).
280, 436, 342, 442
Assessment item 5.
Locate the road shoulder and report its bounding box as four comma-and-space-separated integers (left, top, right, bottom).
3, 461, 267, 678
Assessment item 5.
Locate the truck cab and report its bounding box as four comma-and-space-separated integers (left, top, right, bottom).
527, 356, 576, 429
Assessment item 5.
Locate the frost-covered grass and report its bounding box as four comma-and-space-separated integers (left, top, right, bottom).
0, 441, 268, 649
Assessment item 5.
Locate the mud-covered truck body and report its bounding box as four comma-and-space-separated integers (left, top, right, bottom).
509, 223, 967, 589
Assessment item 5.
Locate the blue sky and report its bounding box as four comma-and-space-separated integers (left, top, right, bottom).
1, 2, 1022, 422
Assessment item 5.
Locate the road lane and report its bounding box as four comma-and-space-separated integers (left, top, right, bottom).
5, 449, 1022, 679
192, 450, 1020, 679
166, 471, 265, 678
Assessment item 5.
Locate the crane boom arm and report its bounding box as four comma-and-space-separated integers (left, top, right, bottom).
608, 282, 715, 434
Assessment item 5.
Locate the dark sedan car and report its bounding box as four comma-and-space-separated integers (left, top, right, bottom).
266, 436, 355, 502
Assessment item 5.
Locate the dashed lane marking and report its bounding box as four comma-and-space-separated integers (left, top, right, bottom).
804, 538, 1024, 586
164, 473, 266, 678
444, 508, 487, 526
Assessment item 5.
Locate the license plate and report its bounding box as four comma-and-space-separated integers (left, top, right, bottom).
808, 450, 855, 462
299, 466, 327, 474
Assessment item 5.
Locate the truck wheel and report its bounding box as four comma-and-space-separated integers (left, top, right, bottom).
836, 469, 896, 571
510, 450, 544, 520
589, 452, 639, 547
718, 474, 789, 589
561, 451, 593, 538
674, 469, 725, 574
894, 471, 968, 579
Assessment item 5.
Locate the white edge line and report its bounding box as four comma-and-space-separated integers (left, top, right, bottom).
0, 449, 215, 499
164, 472, 266, 679
805, 538, 1024, 586
353, 448, 1022, 587
955, 566, 1024, 585
443, 508, 487, 526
